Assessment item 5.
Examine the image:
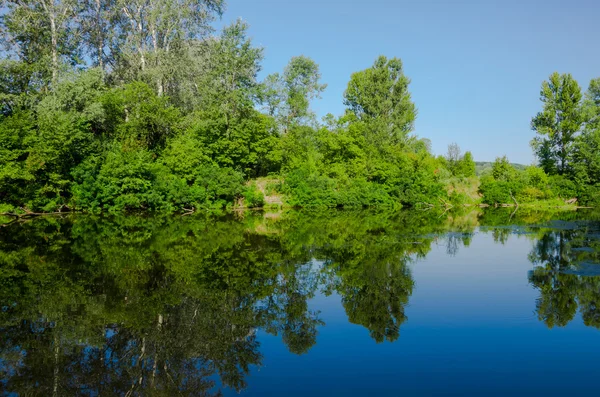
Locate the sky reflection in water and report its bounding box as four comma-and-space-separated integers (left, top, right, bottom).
0, 209, 599, 396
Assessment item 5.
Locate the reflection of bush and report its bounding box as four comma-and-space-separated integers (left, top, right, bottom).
1, 210, 464, 394
2, 209, 596, 394
528, 225, 600, 329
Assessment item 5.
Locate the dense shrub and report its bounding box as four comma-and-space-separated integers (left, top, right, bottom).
479, 175, 524, 205
281, 167, 397, 208
243, 185, 265, 208
548, 175, 578, 199
71, 145, 245, 212
578, 184, 600, 206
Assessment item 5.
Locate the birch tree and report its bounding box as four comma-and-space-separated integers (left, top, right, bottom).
116, 0, 224, 95
0, 0, 80, 87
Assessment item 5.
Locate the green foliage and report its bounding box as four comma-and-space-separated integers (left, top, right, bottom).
282, 167, 395, 208
0, 110, 36, 206
531, 72, 583, 175
277, 118, 446, 208
243, 184, 265, 208
102, 82, 181, 150
71, 145, 171, 211
479, 176, 517, 205
571, 117, 600, 192
548, 175, 578, 199
182, 109, 280, 178
479, 157, 527, 204
457, 151, 476, 177
525, 166, 549, 190
1, 0, 597, 213
577, 184, 600, 206
264, 56, 327, 130
491, 156, 516, 181
188, 20, 263, 116
344, 56, 416, 145
444, 144, 476, 178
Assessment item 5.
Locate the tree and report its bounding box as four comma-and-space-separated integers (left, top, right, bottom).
531, 72, 583, 175
568, 78, 600, 202
446, 142, 461, 164
102, 81, 180, 151
80, 0, 117, 75
458, 151, 476, 177
190, 20, 264, 119
582, 78, 600, 131
264, 56, 326, 132
1, 0, 81, 87
115, 0, 224, 95
491, 155, 515, 182
445, 142, 461, 174
344, 55, 416, 145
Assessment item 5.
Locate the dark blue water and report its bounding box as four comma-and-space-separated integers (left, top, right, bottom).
237, 234, 597, 396
1, 210, 599, 396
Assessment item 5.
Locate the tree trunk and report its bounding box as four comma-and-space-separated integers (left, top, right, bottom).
151, 25, 163, 96
96, 0, 104, 74
50, 13, 59, 86
136, 9, 145, 71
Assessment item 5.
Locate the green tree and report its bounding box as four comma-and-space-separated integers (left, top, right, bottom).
582, 77, 600, 131
491, 155, 515, 182
102, 81, 180, 150
185, 20, 264, 115
445, 142, 461, 174
80, 0, 118, 75
570, 78, 600, 203
531, 72, 583, 175
264, 56, 327, 131
458, 151, 476, 177
114, 0, 224, 95
344, 55, 416, 146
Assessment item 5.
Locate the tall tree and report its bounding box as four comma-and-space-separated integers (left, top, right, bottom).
80, 0, 117, 75
531, 72, 583, 175
115, 0, 224, 95
572, 78, 600, 188
1, 0, 81, 87
445, 142, 461, 173
458, 151, 476, 177
191, 20, 264, 118
491, 155, 515, 182
264, 55, 326, 132
344, 55, 416, 145
582, 78, 600, 132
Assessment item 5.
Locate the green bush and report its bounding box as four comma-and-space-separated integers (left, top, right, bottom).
516, 186, 547, 203
578, 184, 600, 206
244, 185, 265, 208
525, 166, 549, 190
548, 175, 578, 199
281, 167, 397, 208
479, 177, 521, 205
71, 145, 245, 212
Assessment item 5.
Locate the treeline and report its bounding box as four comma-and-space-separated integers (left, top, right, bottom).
0, 1, 598, 212
0, 0, 475, 212
479, 73, 600, 207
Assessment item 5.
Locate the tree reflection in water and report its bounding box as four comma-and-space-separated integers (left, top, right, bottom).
0, 209, 599, 395
527, 220, 600, 329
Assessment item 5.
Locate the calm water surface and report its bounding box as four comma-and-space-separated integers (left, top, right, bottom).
1, 209, 599, 396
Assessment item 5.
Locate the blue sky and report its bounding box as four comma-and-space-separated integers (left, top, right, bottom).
219, 0, 600, 164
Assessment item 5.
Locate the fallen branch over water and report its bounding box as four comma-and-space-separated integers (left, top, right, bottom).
1, 211, 69, 218
1, 207, 76, 226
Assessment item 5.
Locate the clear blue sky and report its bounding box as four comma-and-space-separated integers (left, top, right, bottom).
219, 0, 600, 164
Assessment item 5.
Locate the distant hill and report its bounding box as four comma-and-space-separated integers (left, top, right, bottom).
475, 161, 527, 176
